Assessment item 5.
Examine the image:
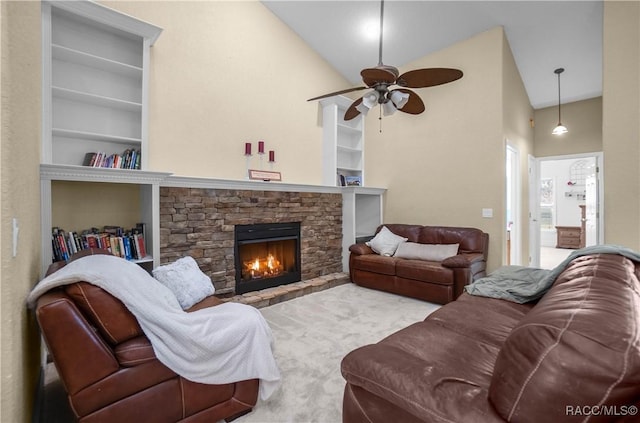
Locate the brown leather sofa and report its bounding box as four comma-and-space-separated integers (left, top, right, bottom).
35, 250, 258, 422
341, 253, 640, 422
349, 224, 489, 304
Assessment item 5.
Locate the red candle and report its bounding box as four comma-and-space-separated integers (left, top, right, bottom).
245, 142, 252, 155
269, 150, 275, 162
258, 141, 265, 154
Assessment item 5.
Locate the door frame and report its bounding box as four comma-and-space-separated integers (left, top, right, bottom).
528, 152, 604, 267
506, 142, 521, 265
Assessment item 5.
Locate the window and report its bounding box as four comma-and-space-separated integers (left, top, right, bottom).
540, 178, 554, 229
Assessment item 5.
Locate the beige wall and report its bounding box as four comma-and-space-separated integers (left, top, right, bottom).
365, 27, 533, 272
502, 31, 535, 265
102, 1, 349, 184
534, 97, 603, 157
602, 0, 640, 249
1, 2, 42, 422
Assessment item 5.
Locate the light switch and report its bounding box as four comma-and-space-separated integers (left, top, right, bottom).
12, 218, 19, 257
482, 208, 493, 218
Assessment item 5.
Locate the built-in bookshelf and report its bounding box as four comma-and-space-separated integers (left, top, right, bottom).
341, 187, 385, 270
320, 96, 365, 186
39, 1, 163, 277
42, 1, 161, 168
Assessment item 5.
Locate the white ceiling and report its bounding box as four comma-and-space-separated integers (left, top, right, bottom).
262, 0, 603, 110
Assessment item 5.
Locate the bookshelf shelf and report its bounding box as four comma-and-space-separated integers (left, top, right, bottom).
52, 128, 142, 145
52, 86, 143, 112
52, 44, 143, 77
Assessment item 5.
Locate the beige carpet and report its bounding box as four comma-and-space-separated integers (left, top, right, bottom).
41, 283, 439, 423
238, 283, 440, 423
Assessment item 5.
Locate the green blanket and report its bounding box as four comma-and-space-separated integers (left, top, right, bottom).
464, 244, 640, 303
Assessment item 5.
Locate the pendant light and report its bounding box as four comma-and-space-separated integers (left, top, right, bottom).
552, 68, 568, 136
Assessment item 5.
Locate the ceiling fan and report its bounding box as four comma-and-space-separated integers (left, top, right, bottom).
308, 0, 463, 121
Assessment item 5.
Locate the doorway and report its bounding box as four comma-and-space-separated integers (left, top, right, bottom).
506, 144, 520, 265
529, 152, 603, 268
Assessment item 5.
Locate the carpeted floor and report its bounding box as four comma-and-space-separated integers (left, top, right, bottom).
40, 283, 439, 422
238, 283, 440, 423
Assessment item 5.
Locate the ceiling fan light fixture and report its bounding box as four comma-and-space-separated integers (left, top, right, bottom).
382, 100, 397, 116
356, 91, 379, 114
390, 90, 410, 109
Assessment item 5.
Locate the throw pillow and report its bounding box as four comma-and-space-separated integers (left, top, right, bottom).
152, 256, 215, 310
394, 242, 459, 261
366, 226, 408, 256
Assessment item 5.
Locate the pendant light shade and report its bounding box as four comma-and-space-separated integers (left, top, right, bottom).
552, 68, 568, 136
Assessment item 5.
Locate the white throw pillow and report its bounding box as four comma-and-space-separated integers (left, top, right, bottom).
366, 226, 408, 256
152, 256, 215, 309
394, 242, 460, 261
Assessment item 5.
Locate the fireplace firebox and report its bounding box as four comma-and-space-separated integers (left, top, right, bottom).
234, 222, 301, 294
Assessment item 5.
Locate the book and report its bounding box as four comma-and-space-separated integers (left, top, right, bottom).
83, 152, 96, 166
345, 175, 362, 186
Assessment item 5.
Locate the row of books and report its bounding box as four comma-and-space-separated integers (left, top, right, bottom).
82, 149, 141, 170
52, 224, 147, 262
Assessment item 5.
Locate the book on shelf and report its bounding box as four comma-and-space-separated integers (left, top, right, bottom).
345, 175, 362, 186
82, 149, 141, 170
51, 224, 148, 263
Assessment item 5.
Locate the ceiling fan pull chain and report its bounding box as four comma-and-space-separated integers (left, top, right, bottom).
379, 107, 383, 133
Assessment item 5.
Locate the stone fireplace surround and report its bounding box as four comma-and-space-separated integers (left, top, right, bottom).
159, 183, 344, 296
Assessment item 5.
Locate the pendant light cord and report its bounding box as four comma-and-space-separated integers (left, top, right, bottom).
557, 72, 562, 123
555, 67, 564, 124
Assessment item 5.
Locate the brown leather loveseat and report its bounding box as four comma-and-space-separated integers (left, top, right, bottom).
349, 224, 489, 304
341, 253, 640, 422
35, 250, 258, 422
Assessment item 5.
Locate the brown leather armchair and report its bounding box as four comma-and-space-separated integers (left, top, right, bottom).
36, 250, 258, 422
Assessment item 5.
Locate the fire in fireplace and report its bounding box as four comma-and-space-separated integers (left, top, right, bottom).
234, 222, 301, 294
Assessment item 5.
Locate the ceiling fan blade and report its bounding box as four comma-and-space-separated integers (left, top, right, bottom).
392, 89, 425, 115
307, 86, 368, 102
397, 68, 463, 88
344, 98, 363, 121
361, 67, 397, 87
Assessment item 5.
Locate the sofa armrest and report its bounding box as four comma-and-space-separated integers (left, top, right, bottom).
349, 243, 374, 255
442, 253, 484, 268
342, 344, 435, 421
342, 343, 493, 422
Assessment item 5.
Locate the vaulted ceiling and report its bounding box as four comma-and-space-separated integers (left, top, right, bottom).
263, 1, 603, 110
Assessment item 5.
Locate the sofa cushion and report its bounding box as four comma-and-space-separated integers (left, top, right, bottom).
65, 282, 143, 345
427, 293, 533, 347
366, 226, 408, 256
489, 254, 640, 422
114, 336, 156, 367
394, 242, 459, 261
351, 254, 397, 276
396, 260, 454, 285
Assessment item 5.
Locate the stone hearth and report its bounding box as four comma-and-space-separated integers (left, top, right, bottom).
159, 187, 343, 296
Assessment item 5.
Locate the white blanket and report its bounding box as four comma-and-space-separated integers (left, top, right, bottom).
27, 255, 281, 400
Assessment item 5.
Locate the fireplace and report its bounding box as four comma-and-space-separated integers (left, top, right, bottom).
234, 222, 301, 294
